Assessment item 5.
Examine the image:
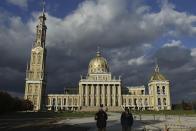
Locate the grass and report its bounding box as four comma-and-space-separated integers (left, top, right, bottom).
1, 110, 196, 119
0, 111, 95, 131
0, 111, 96, 119
132, 110, 196, 116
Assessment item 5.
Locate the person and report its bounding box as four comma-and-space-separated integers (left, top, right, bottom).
121, 107, 134, 131
95, 104, 108, 131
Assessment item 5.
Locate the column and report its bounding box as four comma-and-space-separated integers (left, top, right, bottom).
112, 85, 116, 106
83, 85, 85, 106
107, 84, 111, 106
72, 97, 74, 106
91, 84, 94, 106
96, 84, 100, 106
131, 97, 134, 107
98, 84, 100, 106
126, 97, 129, 107
79, 84, 83, 106
72, 97, 74, 110
49, 98, 52, 106
66, 96, 68, 110
61, 97, 63, 110
117, 84, 122, 106
55, 96, 58, 111
88, 85, 91, 106
85, 84, 89, 106
102, 84, 105, 106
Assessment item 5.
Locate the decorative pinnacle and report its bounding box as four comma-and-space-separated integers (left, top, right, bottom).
155, 58, 159, 72
96, 46, 101, 56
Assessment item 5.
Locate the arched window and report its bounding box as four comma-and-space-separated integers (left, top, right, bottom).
145, 98, 148, 106
157, 86, 160, 94
34, 97, 38, 105
158, 98, 161, 105
52, 98, 56, 106
162, 86, 165, 94
64, 98, 66, 105
163, 98, 167, 105
32, 53, 36, 64
29, 71, 32, 79
35, 85, 38, 93
134, 98, 137, 105
28, 85, 32, 93
133, 92, 136, 95
37, 69, 40, 78
37, 53, 41, 64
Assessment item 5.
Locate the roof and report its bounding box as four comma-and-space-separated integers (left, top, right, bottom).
127, 85, 145, 89
150, 64, 167, 81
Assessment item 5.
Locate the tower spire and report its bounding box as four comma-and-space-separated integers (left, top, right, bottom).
34, 0, 47, 47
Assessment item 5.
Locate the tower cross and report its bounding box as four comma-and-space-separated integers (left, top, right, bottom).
42, 0, 46, 14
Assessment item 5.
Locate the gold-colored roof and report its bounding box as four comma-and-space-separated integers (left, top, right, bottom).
150, 64, 167, 81
88, 51, 109, 74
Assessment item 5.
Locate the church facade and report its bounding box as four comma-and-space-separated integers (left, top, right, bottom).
24, 6, 171, 112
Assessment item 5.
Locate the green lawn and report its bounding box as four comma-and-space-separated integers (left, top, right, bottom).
132, 110, 196, 116
0, 111, 96, 119
0, 111, 96, 131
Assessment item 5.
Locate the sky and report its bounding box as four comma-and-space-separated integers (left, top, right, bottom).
0, 0, 196, 103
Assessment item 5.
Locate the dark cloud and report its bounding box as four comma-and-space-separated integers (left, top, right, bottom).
1, 0, 196, 102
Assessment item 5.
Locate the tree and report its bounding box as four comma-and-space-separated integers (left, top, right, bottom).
0, 91, 15, 114
22, 99, 34, 111
0, 91, 34, 114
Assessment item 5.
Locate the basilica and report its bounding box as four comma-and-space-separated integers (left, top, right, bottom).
24, 5, 171, 112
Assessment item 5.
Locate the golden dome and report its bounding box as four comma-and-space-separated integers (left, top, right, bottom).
88, 51, 109, 74
150, 64, 167, 81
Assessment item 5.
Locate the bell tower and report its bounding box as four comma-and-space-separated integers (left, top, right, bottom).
24, 0, 47, 111
148, 63, 171, 110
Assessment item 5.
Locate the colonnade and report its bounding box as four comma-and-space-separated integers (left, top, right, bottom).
122, 96, 151, 110
47, 95, 80, 111
79, 84, 122, 107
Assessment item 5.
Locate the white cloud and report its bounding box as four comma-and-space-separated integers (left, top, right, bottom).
141, 2, 196, 36
191, 48, 196, 57
6, 0, 28, 8
163, 40, 182, 47
128, 56, 147, 66
26, 0, 196, 52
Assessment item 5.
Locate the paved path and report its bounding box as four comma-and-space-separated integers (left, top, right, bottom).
56, 113, 196, 131
56, 112, 149, 131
